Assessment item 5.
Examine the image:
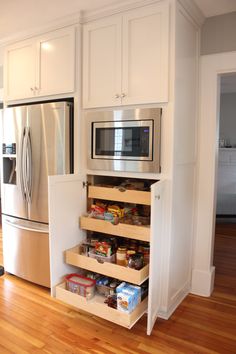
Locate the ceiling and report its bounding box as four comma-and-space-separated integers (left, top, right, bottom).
1, 0, 236, 40
194, 0, 236, 17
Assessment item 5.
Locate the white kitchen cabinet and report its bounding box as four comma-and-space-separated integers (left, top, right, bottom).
49, 175, 166, 335
83, 2, 169, 108
83, 16, 122, 108
4, 39, 36, 100
4, 26, 75, 101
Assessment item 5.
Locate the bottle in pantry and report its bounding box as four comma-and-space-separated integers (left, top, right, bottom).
116, 247, 127, 266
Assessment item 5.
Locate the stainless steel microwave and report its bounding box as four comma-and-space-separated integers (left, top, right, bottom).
86, 108, 161, 173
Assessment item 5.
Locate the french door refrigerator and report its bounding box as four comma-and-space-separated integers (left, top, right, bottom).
1, 101, 73, 287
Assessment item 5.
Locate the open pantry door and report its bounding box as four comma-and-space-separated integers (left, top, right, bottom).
48, 174, 87, 295
147, 179, 166, 335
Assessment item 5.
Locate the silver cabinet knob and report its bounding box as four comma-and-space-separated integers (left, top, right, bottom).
30, 87, 34, 91
34, 87, 38, 91
115, 94, 120, 98
121, 93, 126, 98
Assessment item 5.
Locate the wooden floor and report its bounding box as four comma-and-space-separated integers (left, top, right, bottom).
0, 223, 235, 353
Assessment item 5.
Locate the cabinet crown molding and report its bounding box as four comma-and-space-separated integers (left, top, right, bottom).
81, 0, 166, 23
0, 12, 81, 47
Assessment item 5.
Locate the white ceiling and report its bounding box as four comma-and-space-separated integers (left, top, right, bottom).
194, 0, 236, 17
1, 0, 236, 40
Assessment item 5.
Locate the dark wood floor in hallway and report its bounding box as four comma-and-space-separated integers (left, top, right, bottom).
0, 223, 235, 353
214, 222, 236, 301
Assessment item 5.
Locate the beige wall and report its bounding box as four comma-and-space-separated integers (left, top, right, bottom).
201, 11, 236, 55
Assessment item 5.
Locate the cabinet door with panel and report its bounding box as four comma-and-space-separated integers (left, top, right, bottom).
4, 39, 36, 100
82, 2, 169, 108
52, 176, 166, 334
122, 2, 169, 105
4, 26, 75, 101
83, 16, 122, 108
37, 26, 75, 97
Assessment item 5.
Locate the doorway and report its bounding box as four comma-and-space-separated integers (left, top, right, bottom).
214, 74, 236, 297
192, 51, 236, 297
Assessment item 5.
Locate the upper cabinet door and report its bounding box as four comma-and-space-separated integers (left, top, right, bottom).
4, 39, 36, 100
37, 27, 75, 97
4, 26, 75, 102
122, 3, 169, 105
83, 16, 122, 108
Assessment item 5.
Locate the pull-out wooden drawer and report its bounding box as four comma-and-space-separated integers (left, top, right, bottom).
65, 246, 149, 285
56, 282, 148, 329
88, 185, 151, 205
80, 216, 150, 242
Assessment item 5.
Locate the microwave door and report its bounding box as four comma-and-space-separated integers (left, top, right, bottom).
93, 120, 153, 161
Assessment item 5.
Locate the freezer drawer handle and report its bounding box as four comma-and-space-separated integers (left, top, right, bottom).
4, 219, 48, 234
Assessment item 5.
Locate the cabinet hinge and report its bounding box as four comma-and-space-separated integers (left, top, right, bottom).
83, 181, 89, 188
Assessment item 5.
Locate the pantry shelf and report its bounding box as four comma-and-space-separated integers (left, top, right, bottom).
65, 246, 149, 285
79, 216, 150, 242
56, 282, 148, 329
88, 185, 151, 205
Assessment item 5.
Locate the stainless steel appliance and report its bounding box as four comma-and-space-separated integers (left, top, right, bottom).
86, 107, 161, 173
1, 101, 73, 287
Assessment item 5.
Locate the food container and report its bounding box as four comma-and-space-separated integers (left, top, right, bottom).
95, 241, 112, 257
89, 250, 116, 263
127, 253, 144, 270
116, 247, 127, 266
96, 278, 119, 296
65, 273, 96, 299
116, 282, 141, 313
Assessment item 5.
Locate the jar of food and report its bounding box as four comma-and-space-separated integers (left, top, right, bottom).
126, 250, 136, 266
127, 253, 144, 270
116, 247, 127, 266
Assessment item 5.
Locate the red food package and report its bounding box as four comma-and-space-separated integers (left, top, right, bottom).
95, 241, 112, 257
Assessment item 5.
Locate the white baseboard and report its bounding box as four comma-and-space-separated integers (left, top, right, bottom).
157, 282, 190, 320
190, 267, 215, 296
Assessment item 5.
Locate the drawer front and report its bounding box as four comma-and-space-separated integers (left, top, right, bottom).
80, 216, 150, 242
56, 282, 148, 329
88, 186, 151, 205
66, 246, 149, 285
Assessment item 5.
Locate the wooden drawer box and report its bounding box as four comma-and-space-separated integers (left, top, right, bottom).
65, 246, 149, 285
80, 216, 150, 242
88, 185, 151, 205
56, 282, 148, 329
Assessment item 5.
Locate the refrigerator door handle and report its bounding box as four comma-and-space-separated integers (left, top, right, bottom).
25, 127, 32, 203
3, 218, 49, 234
20, 128, 27, 201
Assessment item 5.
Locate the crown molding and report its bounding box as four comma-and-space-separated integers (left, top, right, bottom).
0, 12, 82, 47
80, 0, 165, 23
0, 0, 205, 48
177, 0, 205, 26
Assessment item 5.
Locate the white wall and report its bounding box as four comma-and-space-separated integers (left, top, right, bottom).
219, 93, 236, 147
0, 46, 4, 101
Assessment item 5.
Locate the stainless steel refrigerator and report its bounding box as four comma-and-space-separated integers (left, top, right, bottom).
1, 101, 73, 287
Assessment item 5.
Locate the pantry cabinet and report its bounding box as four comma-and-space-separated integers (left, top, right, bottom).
83, 2, 169, 108
49, 174, 166, 335
4, 26, 75, 101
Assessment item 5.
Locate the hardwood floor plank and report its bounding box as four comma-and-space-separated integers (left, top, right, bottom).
0, 223, 235, 353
